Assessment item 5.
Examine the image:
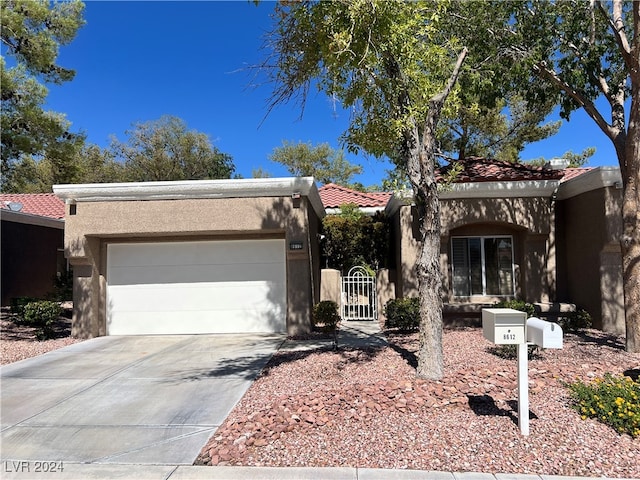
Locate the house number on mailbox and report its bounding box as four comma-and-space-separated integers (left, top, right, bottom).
503, 333, 516, 341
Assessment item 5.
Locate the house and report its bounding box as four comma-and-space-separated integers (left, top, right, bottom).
52, 161, 625, 340
387, 158, 624, 334
1, 193, 67, 305
53, 178, 324, 338
319, 183, 392, 215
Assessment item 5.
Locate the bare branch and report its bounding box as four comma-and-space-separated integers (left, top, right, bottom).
429, 47, 468, 111
533, 62, 618, 141
596, 0, 635, 71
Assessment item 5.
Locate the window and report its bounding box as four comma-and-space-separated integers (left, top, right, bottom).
451, 236, 514, 296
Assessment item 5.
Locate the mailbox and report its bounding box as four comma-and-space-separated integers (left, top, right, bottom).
482, 308, 526, 344
526, 317, 563, 349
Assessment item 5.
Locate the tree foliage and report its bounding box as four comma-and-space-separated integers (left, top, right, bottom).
110, 116, 235, 182
478, 0, 640, 352
8, 116, 235, 191
1, 0, 86, 191
322, 206, 390, 273
438, 94, 562, 162
263, 0, 469, 378
268, 140, 362, 185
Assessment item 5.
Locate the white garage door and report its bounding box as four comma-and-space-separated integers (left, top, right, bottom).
106, 239, 286, 335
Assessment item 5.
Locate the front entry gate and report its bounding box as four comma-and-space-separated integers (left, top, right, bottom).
341, 266, 377, 321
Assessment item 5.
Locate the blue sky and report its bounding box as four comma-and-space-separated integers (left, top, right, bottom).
42, 1, 619, 187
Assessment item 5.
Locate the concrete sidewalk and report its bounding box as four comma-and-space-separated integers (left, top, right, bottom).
0, 463, 615, 479
279, 320, 387, 352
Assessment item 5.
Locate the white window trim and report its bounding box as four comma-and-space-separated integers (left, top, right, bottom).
451, 235, 515, 298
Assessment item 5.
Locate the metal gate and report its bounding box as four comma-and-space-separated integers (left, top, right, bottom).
341, 266, 377, 321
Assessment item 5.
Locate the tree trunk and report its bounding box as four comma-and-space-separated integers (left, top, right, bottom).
406, 48, 468, 380
414, 144, 444, 380
621, 65, 640, 352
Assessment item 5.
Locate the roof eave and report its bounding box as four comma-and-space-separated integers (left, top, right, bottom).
53, 177, 326, 218
438, 179, 561, 199
556, 167, 622, 200
0, 209, 65, 228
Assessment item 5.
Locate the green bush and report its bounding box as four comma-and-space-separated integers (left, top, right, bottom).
566, 373, 640, 438
50, 269, 73, 302
321, 209, 390, 273
493, 299, 535, 317
487, 343, 540, 360
10, 297, 40, 318
557, 309, 592, 332
384, 297, 420, 330
22, 301, 62, 340
312, 301, 341, 333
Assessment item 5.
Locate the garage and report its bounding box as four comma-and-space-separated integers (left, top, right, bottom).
106, 239, 286, 335
54, 177, 323, 338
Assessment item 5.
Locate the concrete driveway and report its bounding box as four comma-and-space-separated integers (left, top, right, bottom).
0, 334, 283, 465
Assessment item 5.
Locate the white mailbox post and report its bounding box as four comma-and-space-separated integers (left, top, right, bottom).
482, 308, 563, 436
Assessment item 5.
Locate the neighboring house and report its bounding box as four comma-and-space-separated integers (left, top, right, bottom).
1, 193, 66, 305
387, 158, 624, 334
53, 178, 324, 338
319, 183, 392, 215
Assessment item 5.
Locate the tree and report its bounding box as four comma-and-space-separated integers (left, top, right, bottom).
8, 144, 127, 193
1, 0, 86, 191
268, 140, 362, 185
110, 116, 235, 182
263, 0, 469, 378
322, 205, 390, 273
438, 94, 562, 162
491, 0, 640, 352
527, 147, 596, 168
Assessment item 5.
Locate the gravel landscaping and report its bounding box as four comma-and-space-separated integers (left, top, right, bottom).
2, 308, 638, 476
0, 307, 81, 365
196, 326, 640, 477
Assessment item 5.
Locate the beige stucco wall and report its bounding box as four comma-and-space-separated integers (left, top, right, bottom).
64, 196, 320, 338
556, 187, 624, 333
394, 195, 557, 304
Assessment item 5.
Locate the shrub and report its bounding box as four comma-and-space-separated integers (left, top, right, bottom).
22, 301, 62, 340
10, 297, 40, 318
50, 269, 73, 302
312, 301, 341, 332
565, 373, 640, 438
384, 297, 420, 331
487, 344, 540, 360
312, 301, 340, 349
557, 309, 592, 332
493, 299, 535, 318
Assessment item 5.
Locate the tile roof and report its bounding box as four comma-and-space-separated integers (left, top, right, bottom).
318, 183, 392, 209
560, 167, 594, 182
0, 193, 65, 219
436, 157, 567, 183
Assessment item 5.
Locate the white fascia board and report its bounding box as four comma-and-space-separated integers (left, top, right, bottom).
53, 177, 326, 218
0, 209, 64, 229
324, 206, 385, 216
384, 195, 407, 217
556, 167, 622, 200
438, 180, 560, 200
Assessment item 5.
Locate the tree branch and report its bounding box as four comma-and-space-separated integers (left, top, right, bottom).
423, 47, 468, 147
429, 47, 468, 109
597, 0, 635, 72
533, 62, 618, 141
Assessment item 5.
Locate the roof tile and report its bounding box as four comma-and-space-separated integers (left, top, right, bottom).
319, 183, 392, 209
0, 193, 65, 219
436, 157, 592, 183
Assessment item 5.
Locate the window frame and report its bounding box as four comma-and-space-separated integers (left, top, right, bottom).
450, 235, 515, 297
